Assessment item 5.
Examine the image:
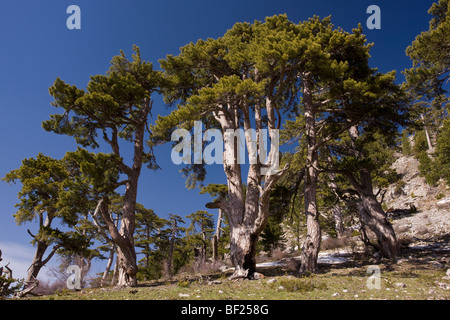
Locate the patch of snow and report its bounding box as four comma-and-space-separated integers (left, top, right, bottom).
318, 252, 350, 264
256, 251, 350, 268
256, 261, 285, 268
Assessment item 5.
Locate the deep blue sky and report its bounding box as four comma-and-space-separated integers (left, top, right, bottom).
0, 0, 435, 280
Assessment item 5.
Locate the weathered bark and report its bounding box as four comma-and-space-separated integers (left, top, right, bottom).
347, 125, 399, 259
229, 226, 258, 279
92, 198, 119, 287
96, 194, 138, 287
111, 256, 119, 286
357, 194, 399, 258
210, 87, 287, 279
115, 242, 138, 287
299, 73, 321, 275
353, 169, 399, 258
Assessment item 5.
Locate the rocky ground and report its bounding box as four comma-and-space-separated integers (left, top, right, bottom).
385, 154, 449, 261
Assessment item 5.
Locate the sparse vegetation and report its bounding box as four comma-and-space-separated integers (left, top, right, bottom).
22, 258, 449, 300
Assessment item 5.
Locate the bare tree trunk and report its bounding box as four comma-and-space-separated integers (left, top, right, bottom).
212, 209, 223, 262
24, 242, 47, 290
299, 73, 321, 275
207, 70, 287, 279
111, 256, 119, 286
328, 171, 344, 238
421, 113, 433, 151
101, 244, 115, 287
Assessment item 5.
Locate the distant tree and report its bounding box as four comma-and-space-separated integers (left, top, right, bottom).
200, 184, 229, 262
401, 129, 413, 156
415, 119, 450, 186
259, 185, 289, 254
186, 210, 215, 267
414, 130, 430, 157
47, 253, 93, 289
164, 214, 185, 278
435, 119, 450, 184
134, 204, 167, 280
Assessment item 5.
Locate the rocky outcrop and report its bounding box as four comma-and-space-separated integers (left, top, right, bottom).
383, 154, 449, 244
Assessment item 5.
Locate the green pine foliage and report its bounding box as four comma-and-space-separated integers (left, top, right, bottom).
435, 119, 450, 183
416, 119, 450, 187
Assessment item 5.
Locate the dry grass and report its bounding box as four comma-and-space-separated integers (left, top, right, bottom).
22, 254, 449, 301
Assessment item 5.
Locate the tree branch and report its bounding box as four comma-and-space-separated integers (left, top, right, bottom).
41, 244, 61, 266
27, 229, 36, 239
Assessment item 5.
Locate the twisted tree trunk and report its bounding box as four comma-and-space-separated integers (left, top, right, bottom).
356, 179, 399, 258
347, 125, 399, 258
210, 91, 287, 279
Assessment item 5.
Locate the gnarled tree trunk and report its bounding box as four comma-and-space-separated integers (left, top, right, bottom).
347, 125, 399, 259
229, 225, 258, 279
97, 193, 139, 287
357, 190, 399, 258
23, 214, 59, 292
210, 92, 287, 279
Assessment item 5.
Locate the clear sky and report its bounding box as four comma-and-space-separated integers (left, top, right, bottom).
0, 0, 436, 281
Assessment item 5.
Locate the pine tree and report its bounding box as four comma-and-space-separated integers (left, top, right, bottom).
42, 46, 162, 287
152, 15, 296, 279
2, 154, 93, 291
200, 184, 229, 262
134, 204, 165, 280
403, 0, 450, 150
401, 129, 413, 156
164, 214, 186, 278
186, 210, 215, 267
